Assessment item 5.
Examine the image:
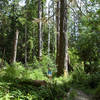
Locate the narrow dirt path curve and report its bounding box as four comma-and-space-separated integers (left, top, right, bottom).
66, 89, 93, 100
74, 90, 92, 100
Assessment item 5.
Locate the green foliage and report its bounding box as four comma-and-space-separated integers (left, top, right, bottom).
0, 62, 48, 81
71, 65, 88, 86
67, 89, 77, 100
0, 80, 70, 100
33, 55, 56, 75
76, 32, 100, 63
3, 62, 25, 81
74, 7, 100, 73
18, 17, 26, 25
0, 63, 71, 100
38, 81, 70, 100
94, 84, 100, 100
0, 61, 100, 100
68, 47, 80, 68
87, 73, 100, 88
71, 65, 100, 92
0, 0, 100, 99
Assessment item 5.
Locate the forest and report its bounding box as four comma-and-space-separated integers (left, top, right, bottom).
0, 0, 100, 100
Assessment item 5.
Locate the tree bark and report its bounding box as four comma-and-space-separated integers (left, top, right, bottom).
48, 4, 50, 55
12, 29, 19, 63
25, 24, 27, 65
24, 0, 29, 64
56, 1, 60, 65
52, 0, 56, 54
38, 0, 42, 59
57, 0, 69, 76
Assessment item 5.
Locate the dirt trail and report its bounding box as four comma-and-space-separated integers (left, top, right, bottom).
66, 89, 93, 100
74, 90, 92, 100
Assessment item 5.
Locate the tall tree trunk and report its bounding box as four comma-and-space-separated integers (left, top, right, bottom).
12, 29, 19, 63
57, 0, 68, 76
48, 4, 50, 55
24, 0, 29, 64
56, 1, 60, 67
25, 24, 27, 64
52, 0, 55, 54
38, 0, 42, 59
48, 24, 50, 55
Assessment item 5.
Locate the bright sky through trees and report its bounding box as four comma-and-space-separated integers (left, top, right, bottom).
19, 0, 25, 6
19, 0, 50, 7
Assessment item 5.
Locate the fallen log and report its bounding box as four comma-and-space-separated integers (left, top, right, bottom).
19, 80, 47, 87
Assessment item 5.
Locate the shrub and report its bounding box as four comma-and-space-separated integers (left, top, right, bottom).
87, 72, 100, 88
33, 55, 56, 76
1, 62, 48, 81
94, 84, 100, 100
71, 65, 87, 86
3, 62, 25, 81
38, 80, 70, 100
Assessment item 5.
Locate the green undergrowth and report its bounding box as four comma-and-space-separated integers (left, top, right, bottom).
69, 65, 100, 100
0, 80, 70, 100
0, 61, 100, 100
0, 62, 71, 100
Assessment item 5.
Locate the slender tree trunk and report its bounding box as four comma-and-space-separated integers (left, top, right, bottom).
38, 0, 42, 59
25, 24, 27, 64
48, 4, 50, 55
57, 0, 68, 76
0, 48, 5, 67
12, 29, 19, 63
52, 0, 55, 22
32, 28, 35, 59
74, 14, 76, 36
52, 0, 55, 54
48, 24, 50, 55
24, 0, 29, 64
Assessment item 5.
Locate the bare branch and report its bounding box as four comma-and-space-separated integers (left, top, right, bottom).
75, 1, 86, 16
33, 12, 56, 23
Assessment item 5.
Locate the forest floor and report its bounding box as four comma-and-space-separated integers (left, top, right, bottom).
67, 88, 93, 100
0, 79, 95, 100
74, 90, 92, 100
0, 64, 97, 100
